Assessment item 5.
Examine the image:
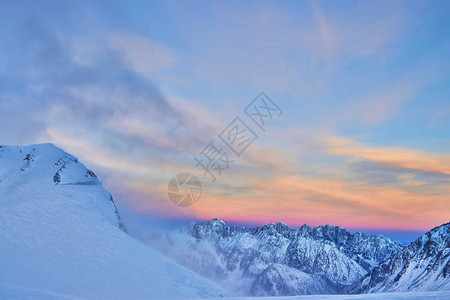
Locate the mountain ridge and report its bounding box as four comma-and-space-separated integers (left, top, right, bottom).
150, 217, 404, 296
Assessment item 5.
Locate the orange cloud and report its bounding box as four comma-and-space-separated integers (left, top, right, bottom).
323, 136, 450, 175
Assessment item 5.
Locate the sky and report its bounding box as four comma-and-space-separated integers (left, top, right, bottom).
0, 0, 449, 239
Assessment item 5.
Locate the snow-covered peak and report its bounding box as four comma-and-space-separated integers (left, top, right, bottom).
350, 222, 450, 294
0, 143, 123, 229
190, 218, 230, 239
298, 224, 312, 236
419, 222, 449, 247
206, 217, 228, 228
255, 222, 293, 239
259, 222, 291, 231
1, 143, 97, 185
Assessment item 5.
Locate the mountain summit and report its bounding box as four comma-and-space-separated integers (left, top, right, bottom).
1, 143, 124, 229
350, 222, 450, 293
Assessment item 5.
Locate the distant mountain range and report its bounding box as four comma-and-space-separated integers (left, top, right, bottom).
149, 218, 449, 297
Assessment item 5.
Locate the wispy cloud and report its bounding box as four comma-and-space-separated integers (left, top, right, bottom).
323, 136, 450, 175
108, 34, 180, 74
339, 86, 414, 126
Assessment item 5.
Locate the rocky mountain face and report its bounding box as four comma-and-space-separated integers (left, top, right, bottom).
151, 218, 403, 296
350, 222, 450, 294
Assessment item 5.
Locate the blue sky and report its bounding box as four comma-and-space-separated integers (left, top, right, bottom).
0, 1, 449, 240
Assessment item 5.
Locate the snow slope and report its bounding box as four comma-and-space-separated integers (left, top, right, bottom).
0, 144, 225, 299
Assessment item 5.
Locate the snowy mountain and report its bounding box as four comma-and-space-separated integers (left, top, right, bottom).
350, 222, 450, 294
0, 144, 225, 299
149, 218, 402, 296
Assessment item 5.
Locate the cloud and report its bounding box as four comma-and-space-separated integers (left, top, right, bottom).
323, 136, 450, 175
0, 8, 222, 158
166, 0, 407, 94
342, 160, 450, 190
108, 34, 180, 74
339, 86, 414, 126
430, 105, 450, 127
0, 16, 180, 138
190, 173, 449, 231
316, 1, 404, 58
